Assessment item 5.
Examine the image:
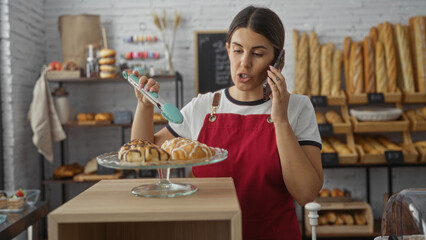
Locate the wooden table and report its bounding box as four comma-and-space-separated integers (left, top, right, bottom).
0, 201, 48, 240
48, 178, 241, 240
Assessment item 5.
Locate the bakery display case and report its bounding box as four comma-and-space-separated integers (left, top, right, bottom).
374, 188, 426, 240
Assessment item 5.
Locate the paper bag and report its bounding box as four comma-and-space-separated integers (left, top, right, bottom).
59, 14, 102, 73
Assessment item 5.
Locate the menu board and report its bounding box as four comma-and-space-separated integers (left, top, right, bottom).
195, 31, 233, 95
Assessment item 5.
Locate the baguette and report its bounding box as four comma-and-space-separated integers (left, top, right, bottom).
355, 135, 380, 154
370, 26, 379, 45
325, 110, 344, 124
309, 31, 321, 95
365, 136, 387, 154
350, 42, 364, 94
321, 44, 334, 95
377, 136, 403, 151
331, 50, 343, 96
405, 109, 426, 121
410, 16, 426, 92
321, 138, 336, 153
381, 22, 398, 92
292, 29, 299, 70
328, 136, 352, 154
294, 32, 309, 95
363, 37, 376, 93
395, 24, 415, 93
376, 41, 388, 93
344, 37, 352, 94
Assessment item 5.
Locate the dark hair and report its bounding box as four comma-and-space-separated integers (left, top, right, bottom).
226, 5, 285, 62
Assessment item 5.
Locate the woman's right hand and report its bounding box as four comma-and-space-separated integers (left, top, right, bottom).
132, 70, 160, 107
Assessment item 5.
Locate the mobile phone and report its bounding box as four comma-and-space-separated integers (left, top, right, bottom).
263, 49, 285, 101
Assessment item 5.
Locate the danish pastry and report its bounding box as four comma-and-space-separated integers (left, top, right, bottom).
118, 138, 169, 163
161, 137, 216, 160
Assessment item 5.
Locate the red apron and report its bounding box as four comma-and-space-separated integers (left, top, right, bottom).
194, 112, 301, 240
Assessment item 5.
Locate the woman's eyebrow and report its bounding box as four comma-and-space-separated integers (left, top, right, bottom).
231, 42, 268, 50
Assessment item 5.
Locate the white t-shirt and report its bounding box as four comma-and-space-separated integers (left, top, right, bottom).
167, 88, 321, 149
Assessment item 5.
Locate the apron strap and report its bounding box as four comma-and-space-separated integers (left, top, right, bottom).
209, 92, 221, 122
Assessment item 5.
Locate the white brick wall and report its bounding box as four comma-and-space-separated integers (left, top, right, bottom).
1, 0, 426, 227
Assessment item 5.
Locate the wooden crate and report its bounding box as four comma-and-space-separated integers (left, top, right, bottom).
46, 70, 81, 79
340, 132, 358, 164
402, 89, 426, 103
356, 132, 418, 164
304, 201, 373, 237
346, 89, 402, 104
333, 105, 352, 134
415, 145, 426, 162
309, 90, 347, 106
350, 114, 409, 133
406, 112, 426, 131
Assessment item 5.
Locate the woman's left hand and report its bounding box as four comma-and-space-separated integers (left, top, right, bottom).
267, 65, 290, 123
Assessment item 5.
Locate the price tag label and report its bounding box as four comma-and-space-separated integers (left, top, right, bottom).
367, 93, 385, 104
318, 124, 334, 136
321, 153, 339, 166
311, 96, 328, 107
385, 151, 404, 164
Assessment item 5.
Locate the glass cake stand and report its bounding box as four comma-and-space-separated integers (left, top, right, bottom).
97, 148, 228, 198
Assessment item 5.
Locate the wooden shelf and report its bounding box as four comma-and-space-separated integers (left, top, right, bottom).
47, 74, 177, 83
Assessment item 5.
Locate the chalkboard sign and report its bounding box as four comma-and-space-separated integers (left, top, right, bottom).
195, 31, 233, 95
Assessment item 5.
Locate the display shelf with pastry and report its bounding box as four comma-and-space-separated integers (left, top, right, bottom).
321, 133, 358, 165
97, 137, 228, 197
317, 188, 352, 202
304, 201, 374, 237
75, 112, 114, 125
349, 104, 410, 132
45, 59, 81, 80
405, 107, 426, 131
355, 132, 418, 164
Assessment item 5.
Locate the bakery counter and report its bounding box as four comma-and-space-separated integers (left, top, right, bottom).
48, 177, 241, 240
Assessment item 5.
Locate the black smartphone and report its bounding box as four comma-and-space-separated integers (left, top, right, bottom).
263, 49, 285, 101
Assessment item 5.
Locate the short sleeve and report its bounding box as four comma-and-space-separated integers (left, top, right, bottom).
294, 97, 322, 149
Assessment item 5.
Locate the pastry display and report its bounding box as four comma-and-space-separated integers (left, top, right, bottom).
318, 211, 367, 226
94, 112, 113, 121
118, 138, 169, 163
54, 163, 84, 179
77, 112, 113, 124
161, 137, 216, 160
99, 48, 117, 79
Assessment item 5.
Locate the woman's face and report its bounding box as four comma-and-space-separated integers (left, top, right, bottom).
226, 27, 275, 95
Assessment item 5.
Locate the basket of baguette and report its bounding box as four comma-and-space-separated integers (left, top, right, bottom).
321, 133, 358, 165
405, 107, 426, 131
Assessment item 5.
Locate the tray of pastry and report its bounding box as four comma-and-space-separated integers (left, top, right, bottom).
98, 137, 228, 170
355, 133, 418, 164
304, 200, 374, 237
316, 108, 351, 134
414, 141, 426, 162
405, 107, 426, 131
321, 133, 358, 165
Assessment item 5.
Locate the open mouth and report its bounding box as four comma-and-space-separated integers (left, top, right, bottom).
238, 73, 250, 82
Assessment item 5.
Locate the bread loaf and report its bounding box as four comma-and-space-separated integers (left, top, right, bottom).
410, 16, 426, 92
331, 50, 343, 96
328, 136, 352, 154
316, 111, 327, 124
341, 213, 355, 225
363, 37, 376, 93
309, 31, 321, 95
294, 33, 309, 95
365, 136, 387, 154
321, 43, 334, 95
377, 136, 403, 151
325, 211, 337, 224
325, 110, 344, 124
335, 214, 345, 225
354, 213, 367, 225
355, 135, 380, 154
321, 138, 336, 153
350, 42, 364, 94
381, 22, 398, 92
376, 41, 388, 93
344, 37, 353, 94
395, 24, 415, 93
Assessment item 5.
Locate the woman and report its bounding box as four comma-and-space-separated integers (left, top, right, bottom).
131, 5, 323, 239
